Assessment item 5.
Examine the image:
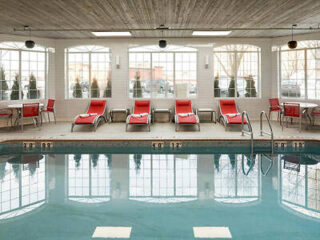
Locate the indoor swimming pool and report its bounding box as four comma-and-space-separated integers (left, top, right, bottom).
0, 141, 319, 240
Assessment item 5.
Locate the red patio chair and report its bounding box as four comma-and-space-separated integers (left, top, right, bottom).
71, 100, 107, 132
269, 98, 282, 121
218, 99, 247, 131
175, 100, 200, 132
41, 99, 56, 124
281, 103, 301, 131
0, 108, 13, 129
311, 108, 320, 126
126, 100, 151, 132
18, 103, 41, 131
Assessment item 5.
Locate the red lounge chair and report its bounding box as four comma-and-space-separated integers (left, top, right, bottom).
41, 99, 56, 124
218, 99, 247, 131
126, 100, 151, 132
175, 100, 200, 132
71, 100, 107, 132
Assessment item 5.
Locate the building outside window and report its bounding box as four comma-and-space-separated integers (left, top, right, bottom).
279, 40, 320, 99
213, 44, 260, 98
65, 45, 111, 99
128, 45, 197, 99
0, 41, 48, 100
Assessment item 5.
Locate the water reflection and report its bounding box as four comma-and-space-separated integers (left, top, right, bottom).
129, 154, 197, 203
67, 154, 112, 203
280, 154, 320, 219
0, 155, 46, 220
214, 154, 260, 204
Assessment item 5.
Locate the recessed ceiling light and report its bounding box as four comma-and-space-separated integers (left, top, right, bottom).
192, 31, 231, 36
91, 31, 132, 37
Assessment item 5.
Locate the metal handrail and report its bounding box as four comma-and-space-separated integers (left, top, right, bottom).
241, 111, 253, 154
260, 111, 274, 153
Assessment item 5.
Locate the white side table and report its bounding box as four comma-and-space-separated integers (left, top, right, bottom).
152, 108, 172, 123
109, 108, 130, 122
196, 108, 216, 123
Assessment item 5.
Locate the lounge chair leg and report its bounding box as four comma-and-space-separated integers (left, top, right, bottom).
53, 112, 56, 124
71, 123, 74, 132
198, 123, 200, 131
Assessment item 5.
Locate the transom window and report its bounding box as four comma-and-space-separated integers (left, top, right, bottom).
278, 40, 320, 99
0, 41, 48, 101
65, 45, 111, 99
213, 44, 260, 98
128, 45, 197, 99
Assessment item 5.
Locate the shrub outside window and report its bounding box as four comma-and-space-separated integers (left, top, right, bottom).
213, 44, 260, 98
279, 40, 320, 99
129, 45, 197, 99
65, 45, 111, 99
0, 41, 48, 100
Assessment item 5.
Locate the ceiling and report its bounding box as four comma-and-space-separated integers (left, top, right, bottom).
1, 0, 320, 39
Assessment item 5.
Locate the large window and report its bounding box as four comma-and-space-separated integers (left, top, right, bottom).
213, 44, 260, 98
0, 42, 48, 100
280, 154, 320, 219
67, 154, 111, 203
65, 45, 111, 99
279, 40, 320, 99
0, 155, 46, 220
214, 154, 260, 203
129, 154, 197, 203
129, 45, 197, 98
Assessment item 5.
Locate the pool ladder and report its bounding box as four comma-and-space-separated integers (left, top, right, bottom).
260, 111, 274, 153
241, 111, 253, 154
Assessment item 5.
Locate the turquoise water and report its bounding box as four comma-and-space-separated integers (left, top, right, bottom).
0, 143, 320, 240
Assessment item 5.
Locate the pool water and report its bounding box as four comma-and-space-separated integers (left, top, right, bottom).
0, 143, 320, 240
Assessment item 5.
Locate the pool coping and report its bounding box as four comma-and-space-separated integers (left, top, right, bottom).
1, 138, 320, 143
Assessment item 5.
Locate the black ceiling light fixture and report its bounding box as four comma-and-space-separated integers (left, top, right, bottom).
288, 24, 298, 49
157, 24, 168, 48
24, 26, 35, 49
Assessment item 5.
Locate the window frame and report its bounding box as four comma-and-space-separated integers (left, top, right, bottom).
0, 42, 48, 101
278, 43, 320, 100
128, 46, 198, 99
213, 45, 261, 99
65, 45, 112, 99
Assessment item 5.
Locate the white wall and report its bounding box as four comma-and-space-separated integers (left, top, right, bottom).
3, 33, 320, 122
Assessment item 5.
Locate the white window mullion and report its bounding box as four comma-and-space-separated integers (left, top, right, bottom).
304, 49, 308, 100
89, 52, 91, 98
150, 53, 153, 98
234, 51, 238, 98
173, 53, 176, 98
18, 50, 22, 100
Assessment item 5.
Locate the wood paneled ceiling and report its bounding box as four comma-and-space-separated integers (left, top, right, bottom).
1, 0, 320, 39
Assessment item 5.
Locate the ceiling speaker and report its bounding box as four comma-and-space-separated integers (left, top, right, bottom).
288, 40, 297, 49
25, 40, 35, 49
159, 40, 167, 48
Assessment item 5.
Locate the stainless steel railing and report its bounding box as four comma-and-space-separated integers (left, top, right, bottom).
241, 111, 253, 154
260, 111, 274, 153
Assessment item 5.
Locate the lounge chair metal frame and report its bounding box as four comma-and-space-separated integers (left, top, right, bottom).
126, 102, 151, 132
174, 106, 200, 132
71, 101, 107, 132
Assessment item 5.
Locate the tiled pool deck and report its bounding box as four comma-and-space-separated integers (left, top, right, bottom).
0, 120, 319, 142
